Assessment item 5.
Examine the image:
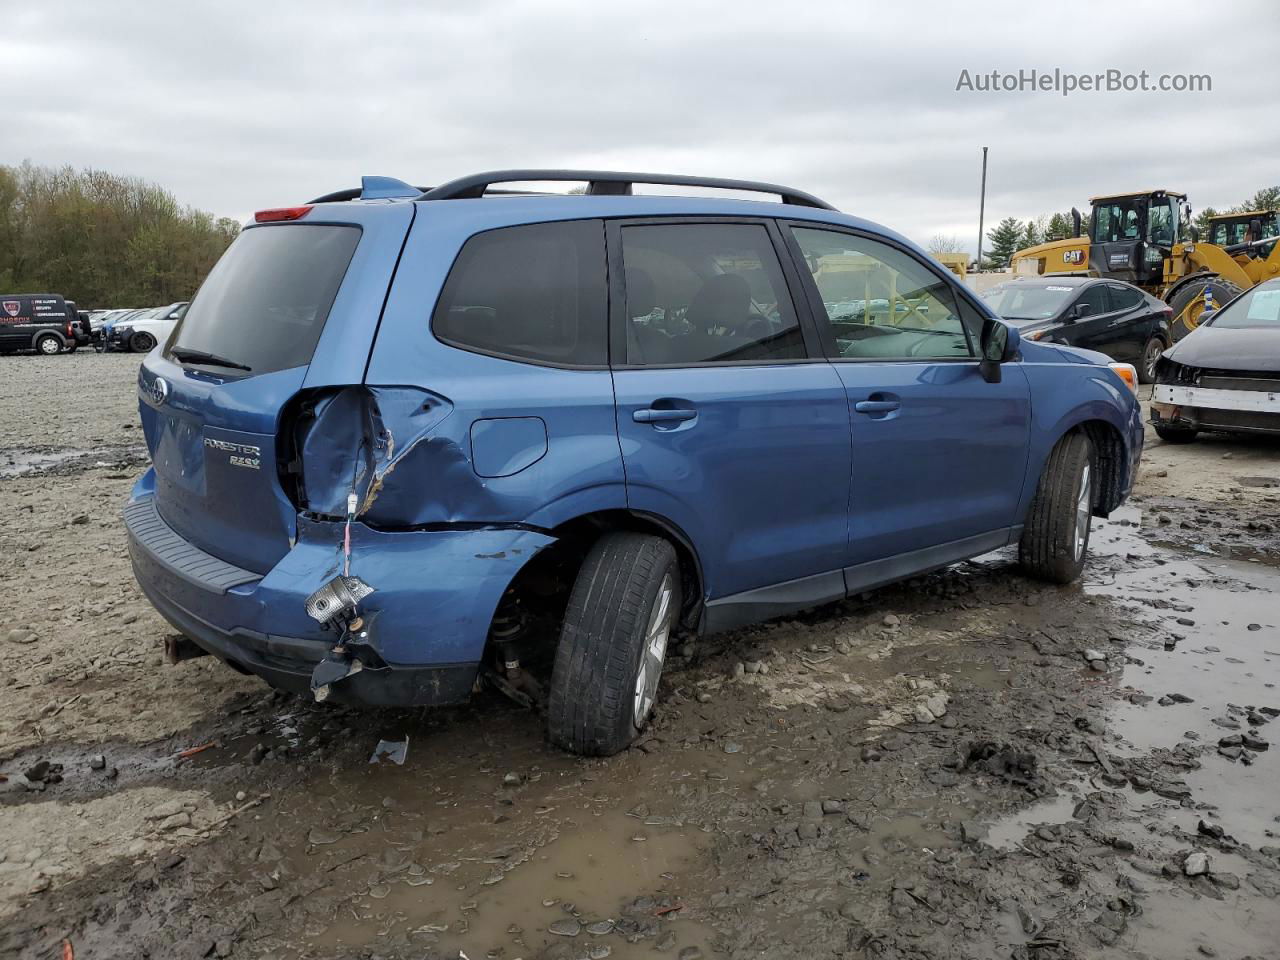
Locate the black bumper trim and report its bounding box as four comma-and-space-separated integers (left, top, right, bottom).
124, 497, 260, 594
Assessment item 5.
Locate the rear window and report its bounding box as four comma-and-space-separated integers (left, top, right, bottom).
168, 224, 359, 375
432, 219, 607, 367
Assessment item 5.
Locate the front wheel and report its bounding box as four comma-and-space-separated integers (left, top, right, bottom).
1138, 336, 1165, 384
547, 532, 681, 756
1019, 432, 1095, 584
35, 334, 62, 356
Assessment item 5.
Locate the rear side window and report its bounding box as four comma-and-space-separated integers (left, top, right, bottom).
619, 222, 804, 365
1108, 284, 1144, 309
169, 224, 359, 375
432, 220, 607, 367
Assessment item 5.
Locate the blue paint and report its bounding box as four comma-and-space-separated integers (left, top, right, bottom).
127, 183, 1143, 705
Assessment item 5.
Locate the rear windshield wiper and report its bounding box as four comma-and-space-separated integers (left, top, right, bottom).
170, 347, 252, 372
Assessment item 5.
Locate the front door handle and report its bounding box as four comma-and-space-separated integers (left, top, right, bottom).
634, 407, 697, 424
854, 399, 901, 415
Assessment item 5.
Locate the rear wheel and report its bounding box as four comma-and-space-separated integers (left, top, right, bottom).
1168, 275, 1244, 340
129, 331, 157, 353
1019, 432, 1095, 584
547, 532, 681, 756
35, 334, 62, 356
1138, 336, 1165, 384
1155, 424, 1198, 444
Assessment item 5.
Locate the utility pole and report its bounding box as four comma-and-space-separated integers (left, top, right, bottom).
976, 146, 988, 270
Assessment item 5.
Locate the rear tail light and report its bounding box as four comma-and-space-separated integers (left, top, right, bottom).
66, 322, 74, 337
254, 205, 313, 223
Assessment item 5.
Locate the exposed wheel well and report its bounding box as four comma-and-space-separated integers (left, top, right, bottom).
480, 510, 704, 680
545, 510, 703, 628
1074, 420, 1126, 517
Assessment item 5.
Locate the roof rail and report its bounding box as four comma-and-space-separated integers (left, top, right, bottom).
416, 169, 836, 210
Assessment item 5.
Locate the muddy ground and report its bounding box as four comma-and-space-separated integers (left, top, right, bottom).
1, 352, 1278, 960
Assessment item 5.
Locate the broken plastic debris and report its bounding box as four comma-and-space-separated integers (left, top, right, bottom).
370, 736, 409, 765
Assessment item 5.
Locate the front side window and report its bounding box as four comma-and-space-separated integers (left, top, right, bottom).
433, 219, 607, 366
791, 227, 974, 360
1073, 285, 1110, 317
618, 222, 804, 365
1148, 200, 1175, 245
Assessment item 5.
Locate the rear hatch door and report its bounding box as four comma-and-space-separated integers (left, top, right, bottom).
137, 202, 413, 574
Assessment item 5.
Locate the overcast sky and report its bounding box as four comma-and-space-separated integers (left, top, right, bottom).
5, 0, 1277, 254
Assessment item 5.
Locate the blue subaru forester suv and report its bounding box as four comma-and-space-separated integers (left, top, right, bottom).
126, 170, 1143, 755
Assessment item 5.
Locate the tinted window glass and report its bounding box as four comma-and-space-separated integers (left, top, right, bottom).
169, 225, 359, 375
1093, 200, 1142, 243
433, 220, 606, 366
1108, 284, 1144, 309
1212, 283, 1280, 328
619, 223, 803, 365
1074, 285, 1109, 316
791, 227, 974, 360
981, 282, 1076, 322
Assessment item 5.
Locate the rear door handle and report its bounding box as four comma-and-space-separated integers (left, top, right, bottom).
854, 399, 901, 414
634, 407, 697, 424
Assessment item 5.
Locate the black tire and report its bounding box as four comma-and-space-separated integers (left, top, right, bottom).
1138, 336, 1165, 384
1155, 424, 1198, 444
1168, 275, 1244, 341
547, 532, 681, 756
130, 331, 157, 353
1019, 432, 1095, 584
35, 334, 62, 356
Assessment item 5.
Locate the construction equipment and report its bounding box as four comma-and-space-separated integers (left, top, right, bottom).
1011, 190, 1280, 339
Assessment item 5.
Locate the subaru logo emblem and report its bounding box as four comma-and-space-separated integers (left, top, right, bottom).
150, 377, 170, 406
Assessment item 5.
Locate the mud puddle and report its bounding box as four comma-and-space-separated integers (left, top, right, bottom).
0, 444, 146, 478
1082, 509, 1278, 848
311, 809, 712, 959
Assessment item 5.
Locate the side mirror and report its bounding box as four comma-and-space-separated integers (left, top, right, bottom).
979, 318, 1020, 383
1073, 302, 1094, 319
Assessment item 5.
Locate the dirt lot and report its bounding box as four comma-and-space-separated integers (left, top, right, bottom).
2, 352, 1279, 960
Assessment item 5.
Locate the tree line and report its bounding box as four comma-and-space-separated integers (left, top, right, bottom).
0, 162, 240, 308
931, 185, 1280, 270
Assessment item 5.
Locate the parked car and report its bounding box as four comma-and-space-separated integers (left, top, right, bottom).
0, 293, 79, 355
125, 170, 1143, 756
97, 308, 148, 349
106, 301, 189, 353
1150, 277, 1280, 441
67, 301, 92, 348
980, 276, 1172, 383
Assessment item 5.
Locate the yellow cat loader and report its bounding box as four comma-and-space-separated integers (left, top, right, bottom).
1011, 190, 1280, 339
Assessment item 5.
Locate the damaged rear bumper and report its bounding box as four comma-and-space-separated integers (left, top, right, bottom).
124, 480, 556, 707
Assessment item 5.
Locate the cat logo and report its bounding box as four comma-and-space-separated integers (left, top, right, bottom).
1063, 250, 1085, 265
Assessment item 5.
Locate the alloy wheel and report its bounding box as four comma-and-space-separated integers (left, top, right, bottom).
633, 573, 674, 727
1073, 464, 1092, 562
